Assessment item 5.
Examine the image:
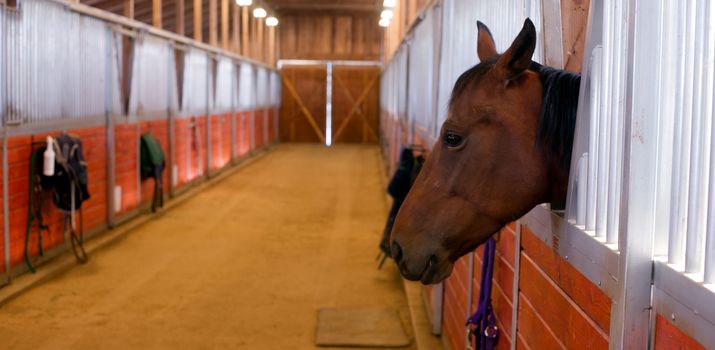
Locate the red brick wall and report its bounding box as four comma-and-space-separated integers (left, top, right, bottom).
240, 112, 251, 155
654, 314, 706, 350
517, 225, 610, 349
209, 114, 233, 171
1, 108, 271, 277
0, 153, 4, 274
115, 124, 139, 215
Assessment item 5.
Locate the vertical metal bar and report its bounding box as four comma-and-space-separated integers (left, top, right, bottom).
464, 252, 475, 350
668, 0, 690, 266
167, 43, 176, 197
684, 0, 707, 275
586, 47, 602, 230
652, 0, 678, 258
509, 222, 522, 350
595, 0, 613, 239
105, 26, 116, 228
250, 65, 255, 152
325, 62, 332, 146
606, 0, 626, 245
230, 62, 237, 162
703, 0, 715, 283
2, 133, 9, 280
205, 53, 212, 177
610, 0, 659, 347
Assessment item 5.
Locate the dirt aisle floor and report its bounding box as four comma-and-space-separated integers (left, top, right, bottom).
0, 144, 416, 350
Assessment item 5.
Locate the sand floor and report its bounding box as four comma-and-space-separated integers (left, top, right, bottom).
0, 144, 415, 350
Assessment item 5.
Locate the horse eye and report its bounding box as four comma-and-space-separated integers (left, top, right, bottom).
442, 133, 463, 148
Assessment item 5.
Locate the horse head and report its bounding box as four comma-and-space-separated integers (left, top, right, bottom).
390, 19, 580, 284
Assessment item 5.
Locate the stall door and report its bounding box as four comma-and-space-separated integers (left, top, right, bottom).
331, 66, 380, 143
279, 65, 327, 143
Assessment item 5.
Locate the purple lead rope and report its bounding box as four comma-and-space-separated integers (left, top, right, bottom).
466, 237, 499, 350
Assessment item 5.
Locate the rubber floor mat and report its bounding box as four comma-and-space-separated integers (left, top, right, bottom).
315, 307, 411, 348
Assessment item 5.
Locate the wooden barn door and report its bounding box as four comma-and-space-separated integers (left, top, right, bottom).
279, 65, 327, 143
331, 66, 380, 143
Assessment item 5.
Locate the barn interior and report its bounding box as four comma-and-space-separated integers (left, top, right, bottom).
0, 0, 714, 349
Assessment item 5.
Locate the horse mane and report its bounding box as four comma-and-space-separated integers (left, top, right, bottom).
449, 58, 580, 172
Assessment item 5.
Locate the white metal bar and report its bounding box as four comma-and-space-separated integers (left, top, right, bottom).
702, 0, 715, 284
684, 0, 708, 275
610, 0, 659, 346
606, 0, 626, 245
669, 0, 693, 267
586, 46, 602, 231
325, 62, 332, 147
595, 0, 613, 239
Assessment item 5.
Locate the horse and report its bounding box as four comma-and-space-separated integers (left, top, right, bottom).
389, 19, 581, 284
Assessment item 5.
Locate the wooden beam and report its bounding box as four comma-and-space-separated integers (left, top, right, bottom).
209, 0, 217, 46
193, 0, 202, 41
152, 0, 162, 27
124, 0, 134, 19
268, 26, 275, 66
220, 0, 229, 49
257, 17, 264, 62
176, 0, 185, 35
241, 6, 249, 57
232, 5, 239, 52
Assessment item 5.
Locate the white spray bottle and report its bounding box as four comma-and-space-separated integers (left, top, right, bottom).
43, 136, 55, 176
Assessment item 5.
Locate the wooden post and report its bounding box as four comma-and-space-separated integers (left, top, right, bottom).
257, 18, 264, 62
176, 0, 185, 36
241, 7, 249, 57
232, 5, 240, 52
124, 0, 135, 19
193, 0, 202, 42
209, 0, 218, 46
152, 0, 162, 28
221, 0, 229, 49
268, 26, 275, 66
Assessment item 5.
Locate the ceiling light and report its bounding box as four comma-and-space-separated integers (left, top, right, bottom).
383, 0, 396, 8
266, 16, 279, 26
379, 18, 390, 27
235, 0, 252, 6
253, 7, 267, 18
380, 9, 393, 20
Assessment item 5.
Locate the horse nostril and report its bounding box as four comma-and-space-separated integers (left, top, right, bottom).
391, 241, 403, 264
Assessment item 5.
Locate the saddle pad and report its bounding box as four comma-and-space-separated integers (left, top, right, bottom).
315, 307, 410, 348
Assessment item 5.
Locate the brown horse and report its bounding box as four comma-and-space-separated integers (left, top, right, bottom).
390, 19, 581, 284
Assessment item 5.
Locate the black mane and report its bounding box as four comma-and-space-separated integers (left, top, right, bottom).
449, 59, 580, 172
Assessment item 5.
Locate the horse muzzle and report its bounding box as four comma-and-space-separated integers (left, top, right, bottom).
391, 240, 453, 284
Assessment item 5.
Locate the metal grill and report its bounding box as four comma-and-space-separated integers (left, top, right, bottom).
181, 49, 211, 116
214, 56, 236, 114
3, 0, 119, 125
129, 34, 179, 118
238, 63, 255, 111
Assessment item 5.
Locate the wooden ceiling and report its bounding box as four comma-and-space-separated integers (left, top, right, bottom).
80, 0, 381, 43
270, 0, 380, 12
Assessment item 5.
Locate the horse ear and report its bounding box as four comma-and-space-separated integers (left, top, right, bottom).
477, 21, 497, 61
495, 18, 536, 81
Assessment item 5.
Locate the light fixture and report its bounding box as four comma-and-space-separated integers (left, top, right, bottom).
379, 18, 390, 27
383, 0, 396, 8
266, 16, 279, 26
253, 7, 267, 18
235, 0, 252, 6
380, 9, 393, 20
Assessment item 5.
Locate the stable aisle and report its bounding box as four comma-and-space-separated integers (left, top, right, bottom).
0, 144, 415, 350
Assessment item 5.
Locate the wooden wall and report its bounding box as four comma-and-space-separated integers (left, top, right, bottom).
278, 11, 383, 61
